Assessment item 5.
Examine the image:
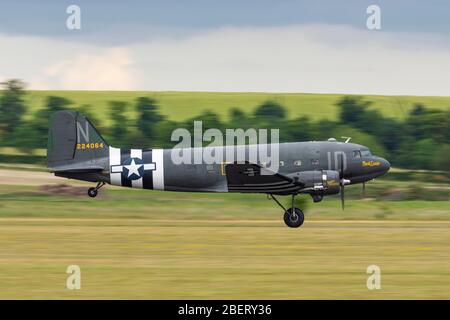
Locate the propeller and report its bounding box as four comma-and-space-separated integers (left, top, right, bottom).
339, 153, 345, 210
339, 153, 350, 210
362, 182, 366, 198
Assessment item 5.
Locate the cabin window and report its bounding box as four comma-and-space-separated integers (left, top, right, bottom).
361, 149, 372, 157
353, 150, 362, 158
311, 159, 319, 166
293, 160, 302, 166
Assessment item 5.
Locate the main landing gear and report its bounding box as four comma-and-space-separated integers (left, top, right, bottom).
87, 182, 105, 198
268, 194, 305, 228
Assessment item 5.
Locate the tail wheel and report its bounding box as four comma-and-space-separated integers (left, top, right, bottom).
87, 187, 98, 198
284, 208, 304, 228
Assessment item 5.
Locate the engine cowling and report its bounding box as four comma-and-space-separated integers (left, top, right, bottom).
289, 170, 341, 195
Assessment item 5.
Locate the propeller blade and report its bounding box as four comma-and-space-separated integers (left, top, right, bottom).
362, 182, 366, 198
339, 153, 345, 210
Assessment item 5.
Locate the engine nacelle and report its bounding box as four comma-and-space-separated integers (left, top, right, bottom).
290, 170, 341, 195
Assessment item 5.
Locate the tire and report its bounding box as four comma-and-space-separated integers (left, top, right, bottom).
284, 208, 304, 228
87, 187, 98, 198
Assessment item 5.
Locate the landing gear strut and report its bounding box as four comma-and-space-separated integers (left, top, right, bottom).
268, 194, 305, 228
88, 182, 105, 198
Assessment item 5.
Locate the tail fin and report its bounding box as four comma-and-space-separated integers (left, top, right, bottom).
47, 110, 109, 172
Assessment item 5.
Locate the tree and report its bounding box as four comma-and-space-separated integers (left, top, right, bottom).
254, 100, 286, 120
252, 101, 287, 136
397, 138, 440, 170
193, 110, 223, 132
433, 144, 450, 171
32, 96, 72, 147
179, 110, 224, 147
228, 108, 248, 128
285, 116, 313, 142
337, 96, 406, 161
405, 106, 449, 144
337, 96, 371, 125
0, 79, 27, 136
410, 103, 427, 116
78, 104, 101, 130
109, 101, 129, 146
136, 97, 165, 142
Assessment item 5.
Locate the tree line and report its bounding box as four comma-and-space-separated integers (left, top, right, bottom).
0, 79, 449, 171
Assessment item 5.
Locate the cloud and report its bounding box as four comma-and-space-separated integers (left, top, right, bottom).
129, 24, 450, 95
0, 24, 450, 95
0, 34, 138, 90
44, 47, 137, 90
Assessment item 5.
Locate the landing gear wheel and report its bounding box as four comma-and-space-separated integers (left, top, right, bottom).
267, 194, 305, 229
87, 187, 98, 198
87, 182, 105, 198
284, 208, 304, 228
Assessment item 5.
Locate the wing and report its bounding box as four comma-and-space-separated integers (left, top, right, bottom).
225, 162, 301, 194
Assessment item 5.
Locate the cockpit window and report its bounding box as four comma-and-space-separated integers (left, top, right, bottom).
353, 150, 361, 158
361, 149, 372, 157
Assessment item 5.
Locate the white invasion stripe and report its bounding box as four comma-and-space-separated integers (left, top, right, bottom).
152, 149, 164, 190
132, 176, 143, 189
109, 147, 122, 186
111, 166, 123, 173
130, 149, 143, 189
144, 163, 156, 170
130, 149, 142, 159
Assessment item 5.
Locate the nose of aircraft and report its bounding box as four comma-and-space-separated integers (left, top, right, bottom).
381, 158, 391, 173
364, 156, 390, 179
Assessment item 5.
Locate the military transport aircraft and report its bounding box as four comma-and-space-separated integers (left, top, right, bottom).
47, 111, 390, 228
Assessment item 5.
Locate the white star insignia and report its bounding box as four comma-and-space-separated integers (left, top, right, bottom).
124, 159, 143, 178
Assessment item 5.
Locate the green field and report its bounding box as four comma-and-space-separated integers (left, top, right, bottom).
0, 170, 449, 299
3, 86, 450, 299
24, 91, 450, 124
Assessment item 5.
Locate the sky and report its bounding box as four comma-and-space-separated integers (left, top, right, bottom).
1, 0, 450, 95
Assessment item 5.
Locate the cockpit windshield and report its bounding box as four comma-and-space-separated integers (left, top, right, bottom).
361, 149, 372, 157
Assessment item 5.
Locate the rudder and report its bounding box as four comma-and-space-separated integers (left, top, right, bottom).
47, 110, 109, 171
